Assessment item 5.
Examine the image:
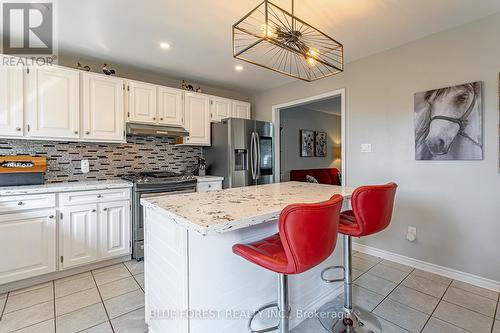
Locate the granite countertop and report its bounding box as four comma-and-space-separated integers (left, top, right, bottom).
0, 180, 133, 196
141, 181, 354, 235
195, 176, 224, 182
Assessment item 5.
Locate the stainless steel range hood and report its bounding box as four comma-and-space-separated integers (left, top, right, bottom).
126, 123, 189, 138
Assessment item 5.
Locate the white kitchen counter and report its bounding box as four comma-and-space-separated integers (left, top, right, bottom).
0, 180, 132, 196
141, 181, 353, 235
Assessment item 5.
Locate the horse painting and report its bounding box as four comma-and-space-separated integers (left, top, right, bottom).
415, 82, 483, 160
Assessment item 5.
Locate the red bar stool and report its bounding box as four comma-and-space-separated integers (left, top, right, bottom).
233, 195, 344, 333
319, 183, 397, 333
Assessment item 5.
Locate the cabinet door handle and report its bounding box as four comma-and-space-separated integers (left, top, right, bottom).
74, 131, 78, 135
17, 201, 23, 206
153, 117, 156, 120
97, 194, 102, 198
85, 131, 90, 135
16, 127, 21, 131
92, 209, 96, 213
48, 215, 54, 219
160, 118, 164, 121
103, 208, 108, 211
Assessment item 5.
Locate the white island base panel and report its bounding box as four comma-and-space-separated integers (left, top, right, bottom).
144, 205, 346, 333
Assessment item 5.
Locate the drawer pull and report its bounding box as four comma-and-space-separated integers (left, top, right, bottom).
97, 194, 102, 198
48, 215, 54, 219
103, 208, 108, 211
17, 201, 23, 206
92, 209, 96, 213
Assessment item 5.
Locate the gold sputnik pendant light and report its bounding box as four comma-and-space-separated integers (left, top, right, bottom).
232, 0, 343, 81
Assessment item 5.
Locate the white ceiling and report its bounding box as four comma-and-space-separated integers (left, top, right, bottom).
58, 0, 500, 94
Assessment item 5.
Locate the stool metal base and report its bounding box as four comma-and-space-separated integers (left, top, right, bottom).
317, 302, 381, 333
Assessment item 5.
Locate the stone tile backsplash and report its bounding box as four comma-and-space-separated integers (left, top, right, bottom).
0, 136, 202, 183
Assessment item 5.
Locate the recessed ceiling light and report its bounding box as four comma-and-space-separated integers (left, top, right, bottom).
159, 42, 171, 49
235, 65, 244, 71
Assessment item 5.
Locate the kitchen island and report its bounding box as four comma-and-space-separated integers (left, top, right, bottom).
141, 182, 354, 333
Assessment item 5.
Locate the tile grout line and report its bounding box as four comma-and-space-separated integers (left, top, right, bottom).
6, 282, 51, 297
53, 281, 57, 333
449, 283, 500, 302
492, 294, 500, 333
123, 262, 145, 292
90, 270, 116, 333
52, 287, 141, 320
0, 291, 9, 320
418, 277, 453, 333
370, 266, 414, 311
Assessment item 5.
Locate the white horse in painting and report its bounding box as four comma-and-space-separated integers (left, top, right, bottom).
415, 82, 482, 160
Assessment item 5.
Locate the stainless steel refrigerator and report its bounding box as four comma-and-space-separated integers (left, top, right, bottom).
203, 118, 274, 188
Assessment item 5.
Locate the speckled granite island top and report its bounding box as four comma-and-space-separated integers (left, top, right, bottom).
141, 181, 354, 235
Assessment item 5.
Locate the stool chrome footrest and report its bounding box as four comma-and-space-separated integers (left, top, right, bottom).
248, 302, 291, 333
317, 302, 382, 333
321, 265, 345, 283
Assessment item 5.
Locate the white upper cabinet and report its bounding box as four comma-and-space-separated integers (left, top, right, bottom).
100, 200, 131, 259
0, 65, 23, 137
232, 100, 251, 119
210, 96, 232, 122
25, 66, 80, 140
184, 92, 210, 146
81, 73, 125, 142
158, 86, 184, 127
127, 80, 157, 124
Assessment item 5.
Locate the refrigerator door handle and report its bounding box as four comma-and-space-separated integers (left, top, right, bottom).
255, 134, 261, 180
250, 132, 256, 180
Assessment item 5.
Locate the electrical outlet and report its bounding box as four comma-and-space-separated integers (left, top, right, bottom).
361, 143, 372, 153
81, 159, 90, 174
407, 226, 417, 242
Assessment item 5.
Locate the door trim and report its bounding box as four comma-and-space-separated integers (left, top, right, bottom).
271, 88, 346, 185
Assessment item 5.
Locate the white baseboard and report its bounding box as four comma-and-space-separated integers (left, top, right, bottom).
353, 243, 500, 293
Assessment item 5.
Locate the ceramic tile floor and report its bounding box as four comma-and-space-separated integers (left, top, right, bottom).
293, 252, 500, 333
0, 260, 146, 333
1, 254, 499, 333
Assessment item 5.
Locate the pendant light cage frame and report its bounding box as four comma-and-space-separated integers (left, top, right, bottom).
232, 0, 343, 82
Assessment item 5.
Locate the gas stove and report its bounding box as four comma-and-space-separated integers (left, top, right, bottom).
121, 171, 196, 185
121, 171, 197, 261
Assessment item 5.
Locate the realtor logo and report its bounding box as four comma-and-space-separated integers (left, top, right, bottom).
1, 1, 55, 56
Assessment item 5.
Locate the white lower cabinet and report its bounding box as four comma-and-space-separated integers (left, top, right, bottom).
0, 209, 57, 285
100, 201, 131, 259
60, 204, 99, 269
60, 193, 131, 270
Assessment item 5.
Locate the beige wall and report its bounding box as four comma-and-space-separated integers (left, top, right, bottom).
251, 13, 500, 281
280, 107, 341, 181
58, 53, 250, 101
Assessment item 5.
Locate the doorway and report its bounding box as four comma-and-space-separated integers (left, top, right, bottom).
272, 89, 346, 185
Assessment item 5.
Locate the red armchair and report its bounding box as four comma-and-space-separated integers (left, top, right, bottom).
290, 168, 341, 185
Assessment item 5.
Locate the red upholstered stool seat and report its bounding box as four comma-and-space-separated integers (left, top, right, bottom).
232, 194, 344, 333
233, 234, 288, 274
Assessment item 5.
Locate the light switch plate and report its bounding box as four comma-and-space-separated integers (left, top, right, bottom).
361, 143, 372, 153
81, 159, 90, 174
